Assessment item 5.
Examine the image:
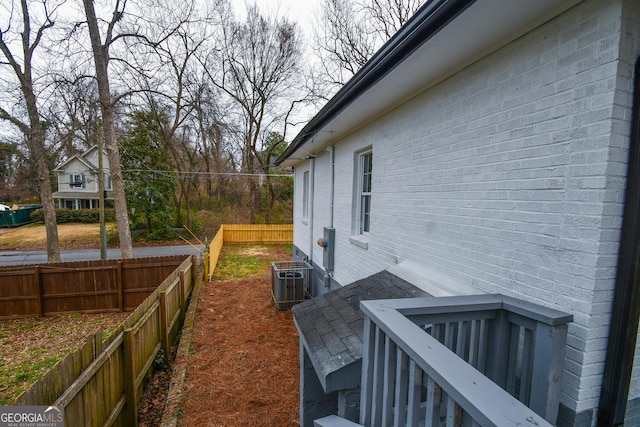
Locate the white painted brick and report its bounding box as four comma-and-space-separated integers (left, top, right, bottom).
291, 0, 640, 417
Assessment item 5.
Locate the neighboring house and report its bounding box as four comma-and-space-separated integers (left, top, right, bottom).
276, 0, 640, 426
52, 146, 113, 210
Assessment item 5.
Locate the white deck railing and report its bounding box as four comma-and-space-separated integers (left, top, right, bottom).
353, 294, 572, 427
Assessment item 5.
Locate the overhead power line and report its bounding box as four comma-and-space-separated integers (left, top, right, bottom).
121, 169, 293, 178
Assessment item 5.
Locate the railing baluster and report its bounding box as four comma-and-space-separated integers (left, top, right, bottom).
357, 296, 570, 427
456, 321, 467, 359
477, 319, 488, 373
407, 359, 423, 427
445, 390, 455, 427
425, 375, 441, 427
519, 328, 534, 405
444, 322, 455, 352
360, 316, 376, 426
506, 324, 520, 395
371, 326, 385, 426
468, 320, 479, 369
433, 323, 442, 342
382, 335, 397, 425
394, 348, 409, 427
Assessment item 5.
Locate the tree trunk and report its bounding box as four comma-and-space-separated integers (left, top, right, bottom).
0, 1, 62, 263
82, 0, 134, 258
28, 123, 61, 263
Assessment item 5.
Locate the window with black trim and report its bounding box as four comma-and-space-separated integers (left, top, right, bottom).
70, 173, 84, 188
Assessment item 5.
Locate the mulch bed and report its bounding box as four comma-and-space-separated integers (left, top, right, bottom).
174, 245, 300, 426
1, 244, 300, 425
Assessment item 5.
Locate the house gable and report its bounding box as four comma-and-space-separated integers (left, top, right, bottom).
52, 146, 112, 208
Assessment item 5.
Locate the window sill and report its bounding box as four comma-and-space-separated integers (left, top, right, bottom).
349, 235, 369, 250
301, 219, 309, 225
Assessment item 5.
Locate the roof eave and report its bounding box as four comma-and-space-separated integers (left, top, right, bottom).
276, 0, 582, 167
276, 0, 474, 166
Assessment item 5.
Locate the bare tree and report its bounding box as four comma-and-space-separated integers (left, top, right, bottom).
204, 4, 303, 222
81, 0, 134, 258
192, 83, 234, 204
137, 3, 211, 229
313, 0, 424, 98
49, 78, 101, 155
364, 0, 424, 38
0, 0, 62, 262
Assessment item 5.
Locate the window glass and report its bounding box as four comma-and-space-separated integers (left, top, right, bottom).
302, 171, 309, 220
360, 151, 372, 234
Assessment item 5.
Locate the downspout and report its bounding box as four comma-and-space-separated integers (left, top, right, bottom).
308, 157, 315, 265
597, 56, 640, 427
329, 146, 335, 228
324, 146, 336, 288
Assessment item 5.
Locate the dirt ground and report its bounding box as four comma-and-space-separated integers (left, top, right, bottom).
177, 245, 300, 427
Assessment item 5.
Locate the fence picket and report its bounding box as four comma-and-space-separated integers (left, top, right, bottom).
0, 256, 186, 319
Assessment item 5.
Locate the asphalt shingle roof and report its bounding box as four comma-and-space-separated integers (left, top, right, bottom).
292, 270, 429, 392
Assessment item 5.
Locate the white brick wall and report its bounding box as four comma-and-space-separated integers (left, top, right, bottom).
293, 0, 640, 418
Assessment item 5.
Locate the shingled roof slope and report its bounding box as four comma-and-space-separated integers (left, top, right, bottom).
292, 270, 429, 392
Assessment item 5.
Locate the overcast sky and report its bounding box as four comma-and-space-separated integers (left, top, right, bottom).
249, 0, 320, 41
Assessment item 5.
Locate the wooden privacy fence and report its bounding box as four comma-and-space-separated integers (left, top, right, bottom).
0, 256, 189, 319
206, 224, 292, 280
14, 255, 198, 427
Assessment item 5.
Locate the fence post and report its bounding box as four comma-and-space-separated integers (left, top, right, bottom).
204, 253, 209, 282
34, 266, 43, 317
123, 328, 139, 427
190, 255, 196, 290
159, 292, 169, 358
179, 270, 186, 318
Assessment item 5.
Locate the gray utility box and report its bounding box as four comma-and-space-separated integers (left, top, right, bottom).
271, 261, 313, 310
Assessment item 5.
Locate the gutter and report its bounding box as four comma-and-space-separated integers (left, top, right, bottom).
275, 0, 475, 166
597, 56, 640, 426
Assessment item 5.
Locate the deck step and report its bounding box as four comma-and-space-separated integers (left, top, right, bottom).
313, 415, 364, 427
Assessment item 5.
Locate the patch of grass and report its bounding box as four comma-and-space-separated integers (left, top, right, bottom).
213, 252, 269, 280
0, 312, 128, 405
212, 245, 290, 280
0, 356, 62, 404
0, 223, 103, 250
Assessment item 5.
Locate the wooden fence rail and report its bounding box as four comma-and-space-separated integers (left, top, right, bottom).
0, 256, 187, 319
14, 255, 198, 427
222, 223, 292, 244
206, 224, 292, 280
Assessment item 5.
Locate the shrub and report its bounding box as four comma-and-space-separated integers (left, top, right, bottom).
30, 208, 116, 224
